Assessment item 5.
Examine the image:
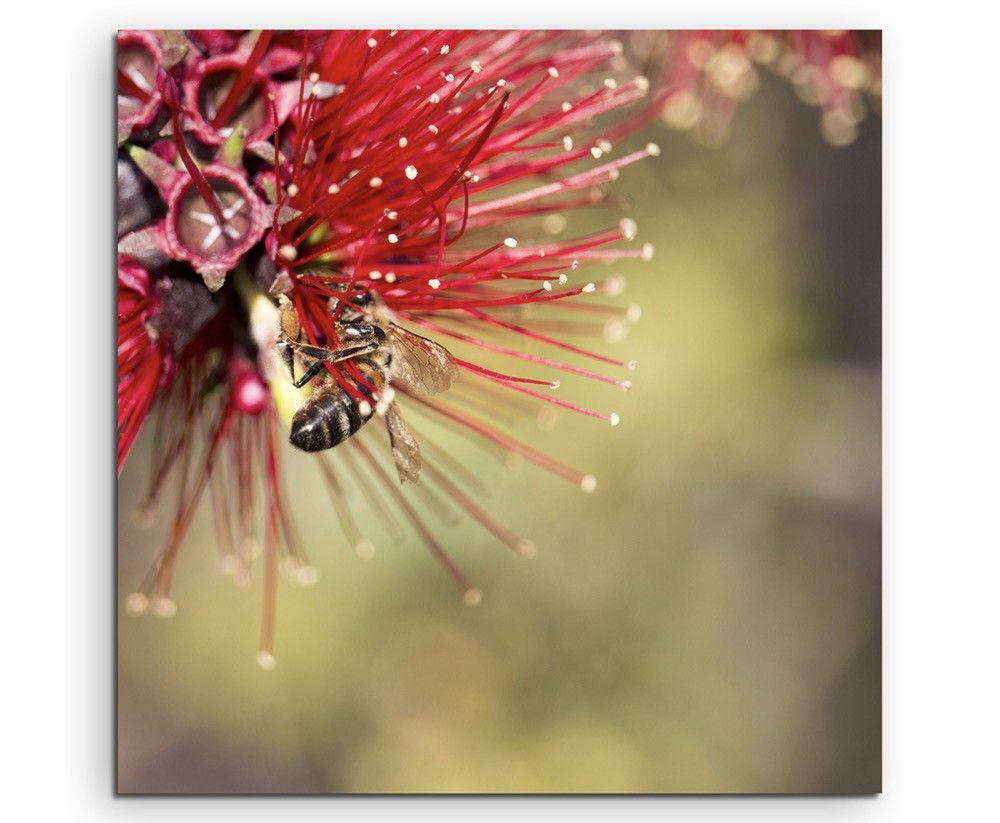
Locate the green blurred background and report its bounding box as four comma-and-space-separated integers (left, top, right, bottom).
118, 72, 881, 794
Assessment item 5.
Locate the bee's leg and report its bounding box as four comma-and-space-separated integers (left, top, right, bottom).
292, 357, 330, 389
276, 323, 306, 382
288, 336, 382, 389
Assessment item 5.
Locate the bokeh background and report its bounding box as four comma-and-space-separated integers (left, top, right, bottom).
118, 59, 881, 794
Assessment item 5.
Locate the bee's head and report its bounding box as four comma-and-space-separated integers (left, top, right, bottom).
350, 290, 375, 308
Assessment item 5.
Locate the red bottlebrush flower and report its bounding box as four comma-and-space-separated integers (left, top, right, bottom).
117, 256, 171, 474
633, 30, 881, 146
117, 29, 655, 666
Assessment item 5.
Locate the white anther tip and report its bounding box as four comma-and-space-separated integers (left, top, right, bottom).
151, 596, 176, 619
516, 539, 537, 559
294, 565, 319, 587
124, 593, 149, 617
355, 538, 375, 560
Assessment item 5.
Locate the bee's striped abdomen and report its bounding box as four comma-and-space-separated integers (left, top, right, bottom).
288, 349, 392, 452
290, 389, 371, 452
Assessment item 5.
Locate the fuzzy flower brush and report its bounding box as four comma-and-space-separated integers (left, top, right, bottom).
118, 29, 655, 665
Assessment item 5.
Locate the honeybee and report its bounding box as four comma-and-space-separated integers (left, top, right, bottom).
276, 290, 457, 483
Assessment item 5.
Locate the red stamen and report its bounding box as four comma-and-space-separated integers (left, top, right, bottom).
161, 77, 227, 228
211, 30, 273, 129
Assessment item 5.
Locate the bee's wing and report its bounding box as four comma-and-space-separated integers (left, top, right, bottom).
387, 325, 458, 395
384, 402, 421, 483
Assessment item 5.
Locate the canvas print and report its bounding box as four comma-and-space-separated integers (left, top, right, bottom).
117, 29, 881, 793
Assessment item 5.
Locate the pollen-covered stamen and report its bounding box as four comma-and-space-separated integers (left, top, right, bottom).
406, 469, 463, 527
474, 370, 620, 425
441, 380, 538, 429
206, 448, 238, 571
409, 424, 495, 499
463, 307, 635, 369
422, 459, 534, 557
410, 395, 595, 490
276, 84, 511, 262
390, 278, 606, 313
234, 415, 260, 579
258, 410, 284, 667
339, 445, 405, 546
463, 144, 662, 219
130, 399, 235, 613
352, 439, 480, 604
454, 357, 559, 387
315, 454, 376, 559
133, 385, 203, 519
276, 487, 313, 583
405, 315, 634, 391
